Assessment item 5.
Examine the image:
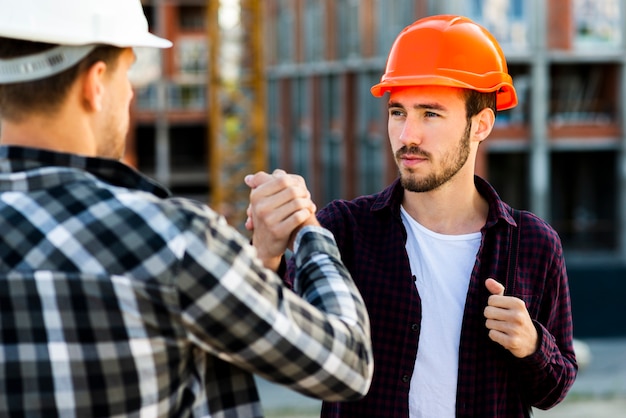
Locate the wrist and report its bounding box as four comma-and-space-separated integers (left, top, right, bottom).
260, 255, 283, 272
293, 224, 333, 254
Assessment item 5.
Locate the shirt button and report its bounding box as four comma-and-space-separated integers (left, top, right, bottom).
402, 374, 410, 383
411, 323, 419, 332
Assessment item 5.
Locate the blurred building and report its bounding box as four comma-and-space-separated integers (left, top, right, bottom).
131, 1, 210, 200
132, 0, 626, 337
133, 0, 265, 228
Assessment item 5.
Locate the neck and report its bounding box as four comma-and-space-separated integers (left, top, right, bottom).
0, 110, 96, 157
401, 172, 488, 235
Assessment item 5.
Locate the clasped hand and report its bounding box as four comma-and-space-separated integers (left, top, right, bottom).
245, 169, 318, 270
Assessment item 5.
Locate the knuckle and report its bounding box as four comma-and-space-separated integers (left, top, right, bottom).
278, 175, 291, 187
511, 311, 525, 324
284, 186, 299, 200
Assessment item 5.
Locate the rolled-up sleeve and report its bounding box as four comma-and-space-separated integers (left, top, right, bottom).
177, 213, 374, 402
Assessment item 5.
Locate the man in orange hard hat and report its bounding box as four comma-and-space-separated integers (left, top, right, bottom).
249, 14, 576, 417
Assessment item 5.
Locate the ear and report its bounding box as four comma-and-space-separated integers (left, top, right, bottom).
472, 107, 495, 143
81, 61, 108, 112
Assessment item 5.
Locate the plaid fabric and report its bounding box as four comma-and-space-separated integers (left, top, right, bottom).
0, 146, 373, 417
286, 176, 577, 418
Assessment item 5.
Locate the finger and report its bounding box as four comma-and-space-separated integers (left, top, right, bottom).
485, 315, 508, 330
250, 177, 311, 211
253, 205, 312, 245
245, 216, 254, 231
485, 278, 505, 296
250, 174, 295, 199
245, 205, 254, 231
245, 171, 273, 189
256, 196, 315, 228
486, 321, 535, 358
272, 168, 287, 177
487, 328, 508, 346
275, 207, 315, 238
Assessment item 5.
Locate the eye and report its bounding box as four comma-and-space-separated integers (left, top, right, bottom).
389, 108, 405, 117
424, 111, 439, 118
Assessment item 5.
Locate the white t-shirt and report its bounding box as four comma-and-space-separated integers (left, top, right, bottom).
400, 206, 481, 418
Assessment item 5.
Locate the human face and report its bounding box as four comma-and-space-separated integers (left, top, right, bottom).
387, 86, 472, 193
98, 48, 136, 160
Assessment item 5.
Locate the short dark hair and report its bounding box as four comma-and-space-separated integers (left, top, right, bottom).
461, 89, 497, 121
0, 37, 124, 121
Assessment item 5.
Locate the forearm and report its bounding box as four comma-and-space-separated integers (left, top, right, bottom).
182, 220, 373, 401
511, 242, 577, 409
287, 225, 374, 399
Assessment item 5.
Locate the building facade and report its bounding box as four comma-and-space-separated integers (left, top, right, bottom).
132, 0, 210, 200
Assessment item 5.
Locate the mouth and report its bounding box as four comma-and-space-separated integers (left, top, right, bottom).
398, 153, 428, 167
395, 146, 430, 169
400, 153, 426, 160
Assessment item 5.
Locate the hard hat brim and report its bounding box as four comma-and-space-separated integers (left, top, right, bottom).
0, 27, 172, 49
370, 76, 518, 111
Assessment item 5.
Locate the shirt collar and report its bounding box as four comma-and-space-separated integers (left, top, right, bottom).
0, 146, 171, 198
370, 176, 516, 229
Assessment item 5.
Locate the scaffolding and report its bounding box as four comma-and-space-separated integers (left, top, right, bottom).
207, 0, 267, 233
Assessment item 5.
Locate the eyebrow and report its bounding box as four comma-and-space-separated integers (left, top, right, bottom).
387, 101, 447, 111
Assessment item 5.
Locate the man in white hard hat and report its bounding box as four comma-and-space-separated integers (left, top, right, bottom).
0, 1, 373, 416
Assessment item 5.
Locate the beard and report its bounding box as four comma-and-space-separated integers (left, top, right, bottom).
397, 121, 472, 193
98, 96, 130, 160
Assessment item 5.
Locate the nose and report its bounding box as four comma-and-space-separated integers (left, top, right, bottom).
397, 117, 422, 147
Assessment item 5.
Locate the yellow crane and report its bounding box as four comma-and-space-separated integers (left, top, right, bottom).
207, 0, 267, 234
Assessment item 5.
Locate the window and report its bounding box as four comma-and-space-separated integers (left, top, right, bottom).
463, 0, 529, 51
304, 0, 325, 62
549, 64, 618, 127
487, 151, 529, 211
376, 0, 415, 54
276, 0, 295, 63
574, 0, 621, 49
551, 151, 617, 251
291, 77, 311, 179
168, 83, 206, 109
176, 38, 208, 75
322, 75, 344, 205
337, 0, 360, 59
179, 5, 206, 32
358, 71, 388, 195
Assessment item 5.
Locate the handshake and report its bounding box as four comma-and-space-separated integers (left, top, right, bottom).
244, 169, 319, 270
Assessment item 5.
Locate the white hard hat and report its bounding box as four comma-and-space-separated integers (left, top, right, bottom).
0, 0, 172, 83
0, 0, 171, 48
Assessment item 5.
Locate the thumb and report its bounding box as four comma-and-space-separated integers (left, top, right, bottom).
485, 278, 505, 296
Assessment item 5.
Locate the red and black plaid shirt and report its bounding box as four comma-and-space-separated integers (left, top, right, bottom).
286, 176, 577, 417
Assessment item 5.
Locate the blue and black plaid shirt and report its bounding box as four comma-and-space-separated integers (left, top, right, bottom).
0, 146, 373, 417
287, 176, 577, 418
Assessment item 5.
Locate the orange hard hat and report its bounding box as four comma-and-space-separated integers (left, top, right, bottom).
371, 15, 518, 111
